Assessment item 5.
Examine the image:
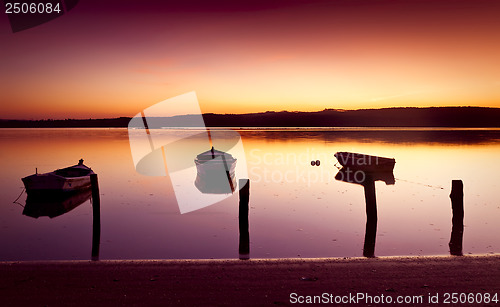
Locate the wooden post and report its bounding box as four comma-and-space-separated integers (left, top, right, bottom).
238, 179, 250, 260
362, 178, 377, 258
449, 180, 464, 256
90, 174, 101, 261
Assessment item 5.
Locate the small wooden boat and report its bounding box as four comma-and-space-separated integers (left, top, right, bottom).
22, 159, 94, 194
194, 147, 237, 194
334, 152, 395, 173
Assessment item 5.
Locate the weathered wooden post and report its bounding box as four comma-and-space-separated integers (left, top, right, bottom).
362, 176, 377, 258
449, 180, 464, 256
90, 174, 101, 261
334, 152, 395, 258
238, 179, 250, 260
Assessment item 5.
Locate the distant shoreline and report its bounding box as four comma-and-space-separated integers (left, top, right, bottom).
2, 106, 500, 128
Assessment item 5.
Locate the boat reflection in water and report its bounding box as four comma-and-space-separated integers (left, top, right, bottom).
194, 147, 237, 194
334, 152, 396, 258
21, 176, 100, 261
194, 147, 250, 259
335, 168, 395, 186
23, 188, 92, 219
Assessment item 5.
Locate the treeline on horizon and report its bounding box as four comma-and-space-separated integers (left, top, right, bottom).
1, 107, 500, 128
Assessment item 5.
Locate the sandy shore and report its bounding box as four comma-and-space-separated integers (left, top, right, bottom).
1, 255, 499, 306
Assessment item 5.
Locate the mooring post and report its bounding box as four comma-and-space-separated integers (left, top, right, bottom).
363, 177, 377, 257
238, 179, 250, 260
90, 173, 101, 261
449, 180, 464, 256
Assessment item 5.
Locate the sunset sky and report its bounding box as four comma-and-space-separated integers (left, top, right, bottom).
1, 0, 500, 119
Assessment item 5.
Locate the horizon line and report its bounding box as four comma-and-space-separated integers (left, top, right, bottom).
1, 105, 497, 121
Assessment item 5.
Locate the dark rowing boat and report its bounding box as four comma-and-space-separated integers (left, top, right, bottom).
22, 159, 94, 194
334, 152, 395, 172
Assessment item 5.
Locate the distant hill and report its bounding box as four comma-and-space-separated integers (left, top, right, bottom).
201, 107, 500, 128
1, 107, 500, 128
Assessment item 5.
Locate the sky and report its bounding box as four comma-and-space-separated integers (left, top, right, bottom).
1, 0, 500, 119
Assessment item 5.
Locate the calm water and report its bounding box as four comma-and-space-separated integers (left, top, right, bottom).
1, 128, 499, 261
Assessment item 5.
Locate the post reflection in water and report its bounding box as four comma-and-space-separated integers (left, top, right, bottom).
192, 144, 251, 260
191, 146, 247, 259
21, 186, 100, 261
335, 157, 396, 258
2, 128, 500, 260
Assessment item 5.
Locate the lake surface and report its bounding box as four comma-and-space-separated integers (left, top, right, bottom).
1, 128, 499, 261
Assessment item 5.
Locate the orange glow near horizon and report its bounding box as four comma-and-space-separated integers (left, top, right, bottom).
1, 1, 500, 119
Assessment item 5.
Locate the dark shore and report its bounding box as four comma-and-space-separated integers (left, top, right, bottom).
2, 107, 500, 128
1, 255, 499, 306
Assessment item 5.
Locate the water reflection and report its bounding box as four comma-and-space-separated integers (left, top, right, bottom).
1, 128, 499, 260
239, 128, 500, 145
194, 147, 237, 194
335, 168, 395, 186
130, 129, 248, 214
334, 152, 396, 257
23, 188, 91, 219
20, 184, 100, 261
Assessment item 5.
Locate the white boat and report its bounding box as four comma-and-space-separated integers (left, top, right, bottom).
194, 147, 237, 194
22, 159, 94, 193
